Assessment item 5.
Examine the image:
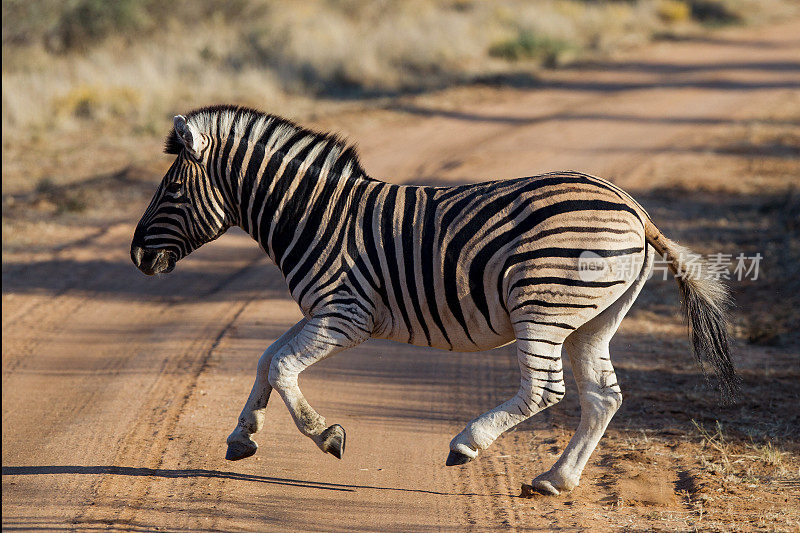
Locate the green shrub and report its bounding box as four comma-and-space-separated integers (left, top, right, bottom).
688, 0, 742, 26
489, 31, 572, 68
48, 0, 152, 52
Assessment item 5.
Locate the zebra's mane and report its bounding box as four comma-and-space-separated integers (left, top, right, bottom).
164, 104, 366, 177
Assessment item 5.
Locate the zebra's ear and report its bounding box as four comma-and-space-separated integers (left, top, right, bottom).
173, 115, 203, 156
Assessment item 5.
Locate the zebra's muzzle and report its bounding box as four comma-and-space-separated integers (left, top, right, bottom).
131, 245, 176, 276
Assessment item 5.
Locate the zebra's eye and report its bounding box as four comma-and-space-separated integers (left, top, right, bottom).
165, 182, 182, 195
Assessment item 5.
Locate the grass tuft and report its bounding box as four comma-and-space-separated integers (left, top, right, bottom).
53, 85, 141, 120
688, 0, 743, 26
489, 31, 574, 68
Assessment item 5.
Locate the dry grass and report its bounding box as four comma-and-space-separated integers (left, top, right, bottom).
3, 0, 797, 139
692, 420, 798, 488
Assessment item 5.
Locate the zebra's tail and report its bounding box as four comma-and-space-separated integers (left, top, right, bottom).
645, 222, 740, 402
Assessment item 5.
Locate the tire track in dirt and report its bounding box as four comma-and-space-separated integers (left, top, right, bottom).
1, 227, 133, 392
1, 296, 86, 386
75, 297, 253, 529
2, 227, 271, 530
1, 223, 122, 327
66, 243, 269, 529
442, 344, 524, 530
475, 352, 522, 530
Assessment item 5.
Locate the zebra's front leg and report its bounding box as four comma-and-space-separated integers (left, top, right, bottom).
268, 316, 366, 458
226, 318, 308, 460
447, 330, 566, 466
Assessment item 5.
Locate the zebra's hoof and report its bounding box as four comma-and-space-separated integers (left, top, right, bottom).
530, 479, 560, 496
446, 450, 473, 466
321, 424, 346, 459
530, 469, 578, 495
226, 440, 257, 461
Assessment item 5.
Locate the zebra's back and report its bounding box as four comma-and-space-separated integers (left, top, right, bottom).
340, 171, 649, 352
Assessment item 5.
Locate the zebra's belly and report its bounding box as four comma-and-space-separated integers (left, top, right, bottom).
379, 312, 517, 352
442, 331, 517, 352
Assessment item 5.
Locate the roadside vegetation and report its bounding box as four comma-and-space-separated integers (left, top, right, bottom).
3, 0, 796, 138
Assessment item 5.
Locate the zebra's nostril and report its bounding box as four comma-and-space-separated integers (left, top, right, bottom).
131, 246, 144, 267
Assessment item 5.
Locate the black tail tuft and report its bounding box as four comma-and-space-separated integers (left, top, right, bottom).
677, 272, 740, 403
645, 223, 741, 404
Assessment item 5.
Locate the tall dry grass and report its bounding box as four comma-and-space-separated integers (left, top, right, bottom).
3, 0, 795, 139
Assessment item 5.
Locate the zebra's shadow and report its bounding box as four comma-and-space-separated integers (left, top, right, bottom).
0, 465, 478, 496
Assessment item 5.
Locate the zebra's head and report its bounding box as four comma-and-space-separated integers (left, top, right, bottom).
131, 115, 232, 275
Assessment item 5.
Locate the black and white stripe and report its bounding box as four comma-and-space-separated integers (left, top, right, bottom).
137, 106, 645, 349
132, 105, 737, 493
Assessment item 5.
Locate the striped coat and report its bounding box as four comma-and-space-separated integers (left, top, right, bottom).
132, 106, 737, 495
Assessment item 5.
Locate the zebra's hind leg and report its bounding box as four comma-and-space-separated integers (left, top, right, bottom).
529, 333, 621, 495
268, 316, 367, 458
226, 318, 308, 460
531, 253, 652, 494
447, 323, 568, 466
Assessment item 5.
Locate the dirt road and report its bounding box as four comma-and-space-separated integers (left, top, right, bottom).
3, 20, 799, 532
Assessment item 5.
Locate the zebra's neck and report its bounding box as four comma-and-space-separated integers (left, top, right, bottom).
228, 133, 377, 279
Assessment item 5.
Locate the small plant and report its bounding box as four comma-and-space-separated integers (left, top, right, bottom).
693, 419, 730, 454
33, 178, 88, 215
657, 0, 691, 23
692, 419, 796, 489
57, 194, 88, 214
47, 0, 152, 52
752, 441, 785, 467
688, 0, 742, 26
54, 85, 140, 120
692, 419, 734, 475
489, 31, 573, 68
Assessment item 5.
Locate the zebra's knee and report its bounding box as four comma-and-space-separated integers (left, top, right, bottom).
256, 350, 272, 377
605, 388, 623, 413
521, 385, 564, 415
539, 387, 566, 410
563, 333, 586, 354
583, 387, 622, 421
267, 353, 297, 390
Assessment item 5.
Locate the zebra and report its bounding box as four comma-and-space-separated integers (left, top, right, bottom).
131, 105, 738, 495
